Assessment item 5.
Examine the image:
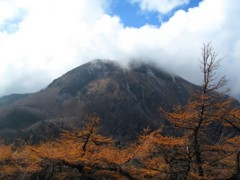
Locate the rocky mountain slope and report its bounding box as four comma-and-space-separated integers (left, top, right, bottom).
0, 60, 198, 141
0, 93, 31, 107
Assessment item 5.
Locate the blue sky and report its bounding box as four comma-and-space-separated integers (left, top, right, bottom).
109, 0, 203, 27
0, 0, 203, 34
109, 0, 160, 27
0, 8, 27, 34
0, 0, 239, 99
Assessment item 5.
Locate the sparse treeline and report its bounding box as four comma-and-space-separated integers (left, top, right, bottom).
0, 43, 240, 179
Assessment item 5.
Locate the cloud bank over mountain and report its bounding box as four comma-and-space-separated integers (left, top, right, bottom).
0, 0, 239, 97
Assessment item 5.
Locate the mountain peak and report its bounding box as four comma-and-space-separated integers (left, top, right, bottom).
0, 59, 197, 141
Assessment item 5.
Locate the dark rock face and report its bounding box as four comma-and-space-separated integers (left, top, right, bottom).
0, 59, 198, 141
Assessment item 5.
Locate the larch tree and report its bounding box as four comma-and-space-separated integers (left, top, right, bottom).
0, 143, 41, 179
161, 43, 235, 178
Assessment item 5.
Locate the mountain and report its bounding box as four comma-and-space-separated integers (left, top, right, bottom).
0, 60, 198, 142
0, 93, 31, 107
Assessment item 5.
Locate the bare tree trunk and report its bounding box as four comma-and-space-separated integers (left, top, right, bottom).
82, 125, 94, 152
193, 101, 205, 177
194, 132, 204, 177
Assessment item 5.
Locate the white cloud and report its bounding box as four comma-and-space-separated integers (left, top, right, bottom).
0, 0, 17, 23
131, 0, 189, 14
0, 0, 240, 99
0, 0, 110, 94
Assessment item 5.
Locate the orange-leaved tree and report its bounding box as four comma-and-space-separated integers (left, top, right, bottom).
0, 143, 41, 179
161, 43, 237, 178
30, 115, 137, 179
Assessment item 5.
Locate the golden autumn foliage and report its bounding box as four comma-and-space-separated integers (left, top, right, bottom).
0, 144, 41, 179
0, 117, 191, 179
0, 112, 239, 179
